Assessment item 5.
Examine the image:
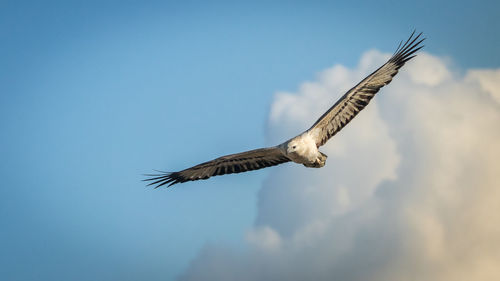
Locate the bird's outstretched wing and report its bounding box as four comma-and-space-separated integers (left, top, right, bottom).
144, 147, 290, 187
309, 31, 425, 147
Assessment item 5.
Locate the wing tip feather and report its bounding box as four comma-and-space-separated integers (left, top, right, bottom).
143, 171, 184, 188
391, 31, 425, 65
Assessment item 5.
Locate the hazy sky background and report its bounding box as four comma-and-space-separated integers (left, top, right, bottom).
1, 1, 500, 281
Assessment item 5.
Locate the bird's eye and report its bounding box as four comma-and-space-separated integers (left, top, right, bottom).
292, 146, 296, 149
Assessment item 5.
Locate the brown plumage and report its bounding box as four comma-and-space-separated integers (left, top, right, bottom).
308, 31, 424, 146
144, 148, 290, 187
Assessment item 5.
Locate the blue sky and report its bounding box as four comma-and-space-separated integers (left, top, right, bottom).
1, 1, 499, 280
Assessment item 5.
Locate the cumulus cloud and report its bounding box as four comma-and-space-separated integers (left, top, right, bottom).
180, 50, 500, 281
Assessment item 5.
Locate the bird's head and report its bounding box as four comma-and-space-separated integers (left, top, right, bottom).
286, 140, 300, 154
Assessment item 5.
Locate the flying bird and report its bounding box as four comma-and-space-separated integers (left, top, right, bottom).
145, 31, 424, 187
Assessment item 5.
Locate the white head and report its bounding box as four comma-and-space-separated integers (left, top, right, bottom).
287, 139, 300, 154
283, 133, 318, 161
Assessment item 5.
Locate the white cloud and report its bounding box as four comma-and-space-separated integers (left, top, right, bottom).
180, 51, 500, 281
465, 69, 500, 105
246, 226, 282, 251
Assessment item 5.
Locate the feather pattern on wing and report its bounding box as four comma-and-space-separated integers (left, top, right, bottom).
144, 147, 290, 188
309, 31, 425, 147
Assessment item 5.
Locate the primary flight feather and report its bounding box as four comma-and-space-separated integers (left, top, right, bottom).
145, 31, 424, 188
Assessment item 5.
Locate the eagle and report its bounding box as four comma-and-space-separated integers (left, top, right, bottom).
145, 31, 424, 187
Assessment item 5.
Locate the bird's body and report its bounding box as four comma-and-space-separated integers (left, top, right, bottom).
145, 31, 425, 188
281, 131, 326, 168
